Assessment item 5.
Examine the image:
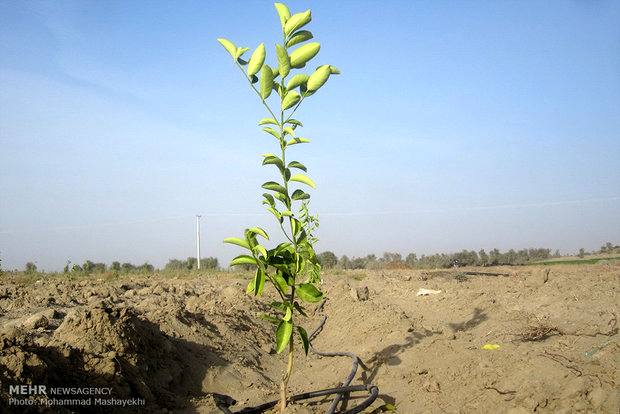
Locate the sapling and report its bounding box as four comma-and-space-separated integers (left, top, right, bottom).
217, 2, 338, 411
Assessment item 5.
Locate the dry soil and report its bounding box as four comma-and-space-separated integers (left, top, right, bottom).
0, 264, 618, 413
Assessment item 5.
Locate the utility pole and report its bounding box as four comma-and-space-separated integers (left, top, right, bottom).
196, 215, 201, 270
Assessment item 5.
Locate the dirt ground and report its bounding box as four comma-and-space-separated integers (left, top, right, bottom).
0, 263, 618, 413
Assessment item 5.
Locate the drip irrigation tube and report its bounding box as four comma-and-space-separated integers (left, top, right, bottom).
214, 301, 379, 413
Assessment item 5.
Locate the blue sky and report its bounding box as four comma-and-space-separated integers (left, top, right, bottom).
1, 0, 619, 271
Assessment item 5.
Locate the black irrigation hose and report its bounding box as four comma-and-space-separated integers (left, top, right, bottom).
309, 315, 365, 413
221, 385, 378, 414
214, 300, 380, 413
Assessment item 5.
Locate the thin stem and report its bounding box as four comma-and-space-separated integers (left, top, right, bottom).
265, 273, 287, 302
235, 62, 280, 123
279, 325, 295, 412
283, 95, 305, 124
279, 221, 295, 244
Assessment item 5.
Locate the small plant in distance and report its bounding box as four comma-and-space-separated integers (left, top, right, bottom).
217, 2, 339, 410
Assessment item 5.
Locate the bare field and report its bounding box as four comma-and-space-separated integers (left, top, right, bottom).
0, 264, 618, 413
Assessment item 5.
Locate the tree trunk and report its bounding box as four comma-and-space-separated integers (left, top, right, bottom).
279, 340, 294, 412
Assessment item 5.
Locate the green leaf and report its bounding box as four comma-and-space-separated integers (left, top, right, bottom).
262, 127, 281, 139
248, 227, 269, 239
289, 174, 316, 188
297, 326, 309, 355
275, 320, 293, 353
291, 189, 310, 200
262, 155, 284, 170
244, 230, 258, 248
260, 64, 274, 100
286, 137, 310, 146
262, 181, 287, 194
288, 161, 307, 171
326, 65, 341, 75
296, 228, 307, 244
284, 10, 311, 36
223, 237, 251, 249
274, 83, 285, 98
276, 44, 291, 78
286, 74, 309, 91
263, 193, 275, 205
282, 90, 301, 110
286, 119, 303, 127
290, 218, 300, 236
246, 278, 255, 293
263, 193, 276, 207
247, 43, 266, 76
286, 30, 313, 48
270, 301, 287, 312
274, 3, 291, 28
283, 126, 295, 136
274, 192, 290, 205
273, 272, 288, 292
267, 207, 282, 222
280, 210, 293, 217
217, 38, 237, 59
307, 65, 331, 92
231, 255, 258, 266
289, 42, 320, 68
283, 306, 292, 321
254, 244, 268, 258
235, 47, 250, 59
296, 283, 323, 303
258, 118, 278, 126
254, 268, 265, 295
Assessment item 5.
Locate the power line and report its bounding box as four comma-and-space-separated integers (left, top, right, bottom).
0, 196, 617, 235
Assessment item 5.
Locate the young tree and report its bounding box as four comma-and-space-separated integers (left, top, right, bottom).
478, 249, 489, 266
138, 263, 154, 273
200, 257, 219, 269
83, 260, 95, 273
489, 249, 501, 266
317, 251, 338, 269
218, 3, 339, 410
25, 262, 37, 274
121, 262, 135, 273
405, 252, 418, 268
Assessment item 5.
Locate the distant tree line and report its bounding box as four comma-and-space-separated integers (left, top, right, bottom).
12, 241, 618, 274
62, 260, 156, 274
163, 257, 219, 271
574, 242, 620, 258
17, 257, 220, 275
598, 242, 619, 255
317, 248, 557, 270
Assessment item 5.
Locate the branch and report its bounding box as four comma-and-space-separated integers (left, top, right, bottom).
234, 62, 280, 124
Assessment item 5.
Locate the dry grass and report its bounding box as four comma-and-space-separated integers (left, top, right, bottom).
518, 322, 562, 342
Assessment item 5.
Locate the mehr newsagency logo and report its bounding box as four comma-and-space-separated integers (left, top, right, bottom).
8, 384, 145, 408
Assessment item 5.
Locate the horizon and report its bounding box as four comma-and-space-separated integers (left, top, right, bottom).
1, 1, 619, 271
4, 239, 618, 273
